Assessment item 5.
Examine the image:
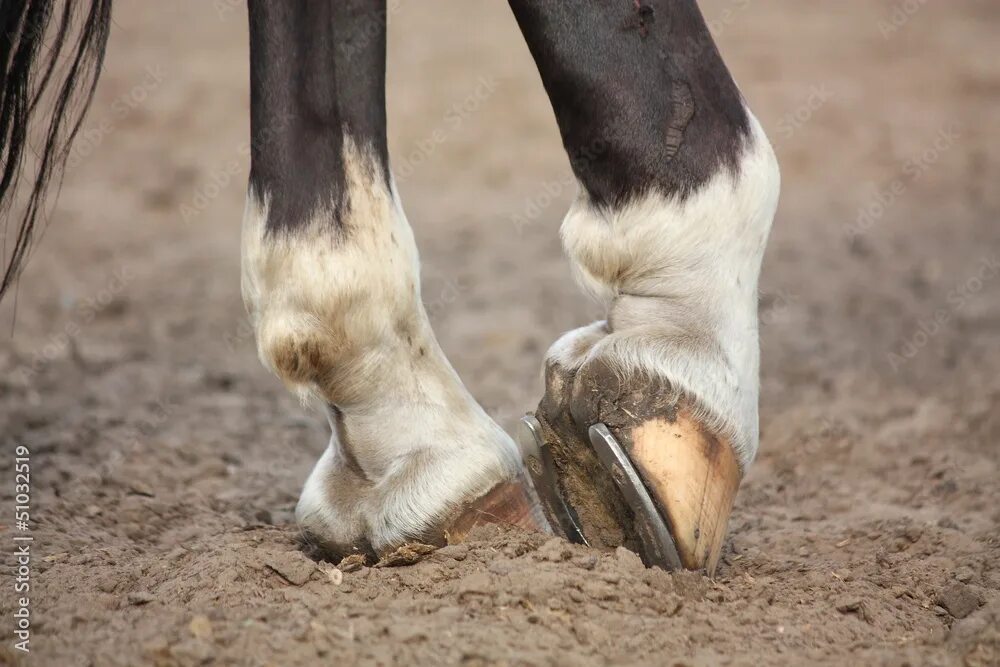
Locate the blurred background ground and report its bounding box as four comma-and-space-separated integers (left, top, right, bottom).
1, 1, 998, 665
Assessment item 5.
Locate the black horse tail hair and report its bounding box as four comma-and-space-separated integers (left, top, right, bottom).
0, 0, 113, 302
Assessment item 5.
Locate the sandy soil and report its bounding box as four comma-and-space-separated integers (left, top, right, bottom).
2, 1, 999, 665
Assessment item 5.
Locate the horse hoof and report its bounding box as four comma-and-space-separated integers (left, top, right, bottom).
444, 475, 551, 544
520, 408, 741, 576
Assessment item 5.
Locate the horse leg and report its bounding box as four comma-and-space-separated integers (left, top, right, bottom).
243, 1, 545, 559
509, 0, 780, 574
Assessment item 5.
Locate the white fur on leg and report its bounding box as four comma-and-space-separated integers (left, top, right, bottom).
295, 426, 369, 550
244, 140, 521, 551
545, 320, 609, 370
556, 112, 780, 468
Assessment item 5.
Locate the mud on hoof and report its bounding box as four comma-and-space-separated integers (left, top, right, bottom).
523, 352, 742, 576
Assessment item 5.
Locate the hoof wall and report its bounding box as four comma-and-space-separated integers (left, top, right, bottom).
519, 412, 741, 576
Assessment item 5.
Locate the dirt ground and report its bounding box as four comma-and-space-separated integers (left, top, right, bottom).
1, 1, 998, 665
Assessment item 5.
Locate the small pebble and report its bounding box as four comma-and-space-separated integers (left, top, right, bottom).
189, 615, 213, 640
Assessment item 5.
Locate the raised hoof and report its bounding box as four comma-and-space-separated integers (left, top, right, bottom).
521, 409, 741, 576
